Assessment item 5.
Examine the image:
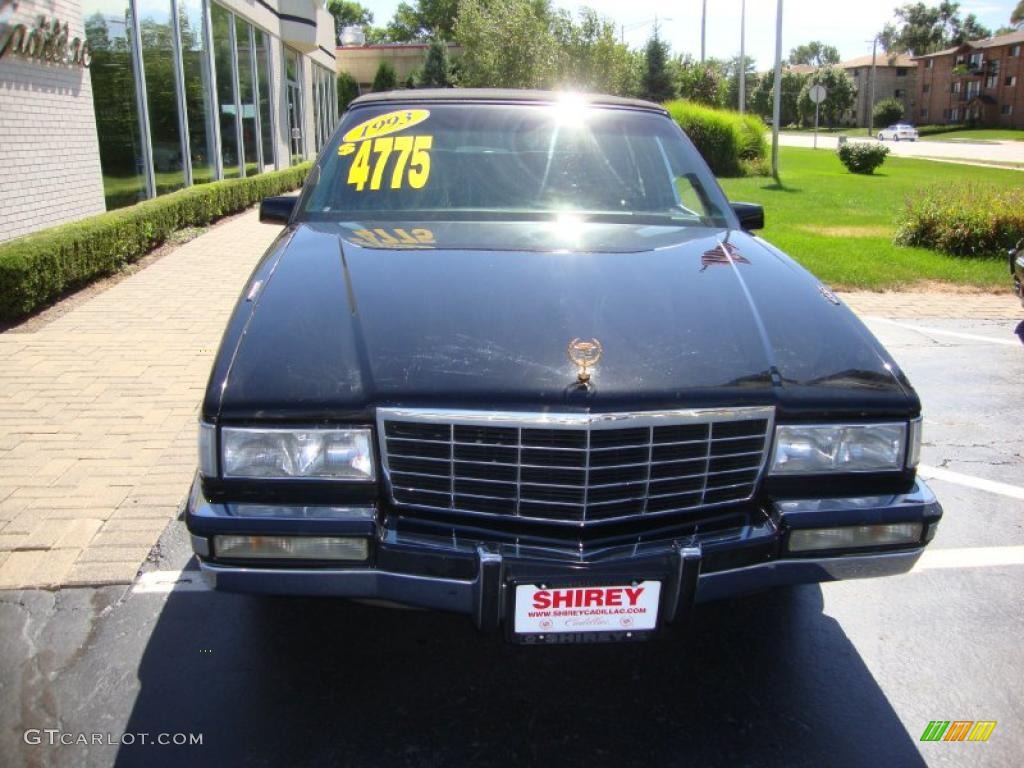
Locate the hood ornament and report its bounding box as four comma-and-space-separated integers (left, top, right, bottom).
568, 338, 602, 384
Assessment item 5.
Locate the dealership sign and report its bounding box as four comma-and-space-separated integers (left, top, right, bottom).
0, 0, 91, 67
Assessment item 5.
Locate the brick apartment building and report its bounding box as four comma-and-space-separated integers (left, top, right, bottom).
841, 53, 916, 127
913, 29, 1024, 128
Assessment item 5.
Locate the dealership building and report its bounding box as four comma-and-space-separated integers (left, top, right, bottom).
0, 0, 339, 243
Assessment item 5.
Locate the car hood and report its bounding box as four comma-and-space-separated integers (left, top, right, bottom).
208, 220, 916, 421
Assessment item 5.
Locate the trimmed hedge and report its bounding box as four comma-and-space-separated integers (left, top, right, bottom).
837, 142, 889, 174
664, 100, 768, 177
894, 183, 1024, 257
0, 163, 311, 322
915, 123, 967, 137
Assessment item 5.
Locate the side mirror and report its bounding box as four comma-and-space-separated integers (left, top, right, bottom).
260, 196, 297, 224
731, 202, 764, 231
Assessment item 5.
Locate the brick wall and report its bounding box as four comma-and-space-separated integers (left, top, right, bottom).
915, 41, 1024, 129
846, 65, 917, 127
0, 0, 106, 243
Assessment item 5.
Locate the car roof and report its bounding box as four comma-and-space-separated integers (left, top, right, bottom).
349, 88, 668, 114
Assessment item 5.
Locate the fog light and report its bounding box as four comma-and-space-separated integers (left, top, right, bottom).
213, 535, 368, 561
787, 523, 923, 553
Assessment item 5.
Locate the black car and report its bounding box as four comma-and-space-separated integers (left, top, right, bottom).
186, 90, 941, 643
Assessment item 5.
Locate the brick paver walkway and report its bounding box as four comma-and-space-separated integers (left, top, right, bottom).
0, 210, 1021, 589
841, 291, 1022, 319
0, 209, 280, 588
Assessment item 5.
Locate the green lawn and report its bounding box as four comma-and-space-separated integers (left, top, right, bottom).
919, 128, 1024, 142
718, 147, 1021, 291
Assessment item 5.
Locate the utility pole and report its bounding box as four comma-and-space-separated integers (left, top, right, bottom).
739, 0, 746, 113
771, 0, 783, 181
701, 0, 707, 62
867, 36, 878, 136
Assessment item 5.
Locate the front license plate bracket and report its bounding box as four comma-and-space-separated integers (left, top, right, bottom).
505, 546, 700, 644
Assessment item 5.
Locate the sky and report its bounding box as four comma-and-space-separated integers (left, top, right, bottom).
356, 0, 1020, 67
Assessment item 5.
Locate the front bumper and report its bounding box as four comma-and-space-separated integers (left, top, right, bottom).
186, 480, 941, 632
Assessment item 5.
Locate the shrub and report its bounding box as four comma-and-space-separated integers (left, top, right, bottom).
420, 38, 453, 87
664, 100, 767, 177
872, 97, 904, 128
337, 71, 360, 110
837, 142, 889, 174
0, 163, 311, 322
372, 60, 397, 92
894, 184, 1024, 257
915, 123, 966, 137
738, 114, 769, 160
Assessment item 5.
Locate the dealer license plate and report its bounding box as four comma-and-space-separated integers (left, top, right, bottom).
513, 581, 662, 635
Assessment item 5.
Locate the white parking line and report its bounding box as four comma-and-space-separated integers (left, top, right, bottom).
865, 317, 1019, 347
133, 569, 211, 594
918, 464, 1024, 501
915, 546, 1024, 571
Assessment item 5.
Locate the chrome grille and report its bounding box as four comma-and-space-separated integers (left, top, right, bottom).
377, 407, 775, 526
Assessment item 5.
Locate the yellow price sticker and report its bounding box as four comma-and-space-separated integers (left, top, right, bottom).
347, 135, 432, 192
342, 109, 431, 144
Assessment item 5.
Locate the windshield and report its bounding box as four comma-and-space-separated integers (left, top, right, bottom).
298, 102, 732, 227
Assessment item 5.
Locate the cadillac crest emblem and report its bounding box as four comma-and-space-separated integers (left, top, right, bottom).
567, 338, 602, 384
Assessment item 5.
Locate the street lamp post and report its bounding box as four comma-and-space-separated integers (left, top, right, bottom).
771, 0, 784, 180
701, 0, 707, 62
867, 36, 878, 136
739, 0, 746, 113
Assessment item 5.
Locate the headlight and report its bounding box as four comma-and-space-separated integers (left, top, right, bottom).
220, 427, 375, 481
770, 423, 907, 474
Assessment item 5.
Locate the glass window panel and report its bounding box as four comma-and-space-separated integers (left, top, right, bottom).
83, 0, 147, 209
285, 48, 304, 164
285, 48, 297, 82
255, 30, 274, 169
235, 17, 259, 175
211, 3, 239, 178
178, 0, 216, 185
320, 68, 328, 147
313, 66, 322, 151
137, 0, 184, 195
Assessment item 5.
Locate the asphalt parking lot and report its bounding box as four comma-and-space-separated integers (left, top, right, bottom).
1, 313, 1021, 768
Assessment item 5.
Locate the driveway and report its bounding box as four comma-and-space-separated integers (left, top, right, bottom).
780, 131, 1024, 166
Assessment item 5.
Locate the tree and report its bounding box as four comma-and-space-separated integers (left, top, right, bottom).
751, 68, 806, 126
551, 8, 641, 97
788, 41, 839, 67
1014, 1, 1024, 28
953, 13, 991, 44
641, 34, 676, 103
337, 71, 360, 109
879, 2, 991, 55
673, 55, 725, 106
420, 38, 453, 87
872, 97, 904, 128
372, 60, 398, 91
454, 0, 561, 88
725, 54, 758, 111
327, 1, 373, 39
387, 0, 459, 42
798, 66, 855, 126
